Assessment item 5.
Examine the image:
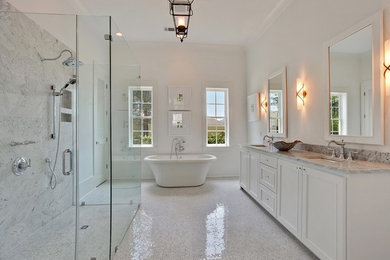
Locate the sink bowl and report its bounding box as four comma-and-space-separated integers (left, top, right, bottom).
309, 155, 345, 163
319, 156, 345, 162
273, 140, 301, 151
250, 144, 266, 148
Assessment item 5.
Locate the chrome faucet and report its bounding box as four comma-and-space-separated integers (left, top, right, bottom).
263, 135, 274, 146
170, 137, 186, 159
328, 140, 346, 160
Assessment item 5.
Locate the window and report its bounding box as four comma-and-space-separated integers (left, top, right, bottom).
206, 88, 229, 147
330, 92, 347, 135
269, 90, 283, 134
129, 86, 153, 147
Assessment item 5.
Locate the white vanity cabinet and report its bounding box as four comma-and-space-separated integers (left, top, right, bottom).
241, 146, 390, 260
248, 152, 259, 200
239, 150, 250, 190
258, 155, 278, 216
277, 159, 346, 259
301, 166, 346, 260
277, 159, 302, 239
240, 149, 259, 200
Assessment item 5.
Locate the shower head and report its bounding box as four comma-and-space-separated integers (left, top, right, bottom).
62, 57, 84, 67
40, 49, 84, 67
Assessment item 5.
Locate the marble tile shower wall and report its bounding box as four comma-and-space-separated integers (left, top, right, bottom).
0, 6, 75, 255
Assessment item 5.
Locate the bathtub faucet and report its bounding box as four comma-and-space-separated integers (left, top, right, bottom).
170, 137, 186, 159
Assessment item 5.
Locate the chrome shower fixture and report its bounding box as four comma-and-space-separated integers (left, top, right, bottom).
40, 49, 84, 67
50, 77, 76, 140
52, 78, 77, 96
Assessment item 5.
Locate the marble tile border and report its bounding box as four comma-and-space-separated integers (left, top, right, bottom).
295, 143, 390, 164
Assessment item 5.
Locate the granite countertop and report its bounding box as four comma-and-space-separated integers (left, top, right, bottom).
244, 145, 390, 176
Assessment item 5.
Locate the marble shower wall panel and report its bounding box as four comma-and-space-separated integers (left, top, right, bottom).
0, 9, 75, 254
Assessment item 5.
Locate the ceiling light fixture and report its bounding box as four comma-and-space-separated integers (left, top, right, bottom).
168, 0, 194, 42
116, 32, 123, 37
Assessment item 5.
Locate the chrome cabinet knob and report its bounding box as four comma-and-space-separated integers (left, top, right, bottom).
12, 157, 31, 176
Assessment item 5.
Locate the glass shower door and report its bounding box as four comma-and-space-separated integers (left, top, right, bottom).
110, 19, 142, 257
0, 9, 78, 260
76, 15, 111, 260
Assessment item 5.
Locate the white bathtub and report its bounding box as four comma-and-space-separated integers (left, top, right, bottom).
144, 154, 217, 187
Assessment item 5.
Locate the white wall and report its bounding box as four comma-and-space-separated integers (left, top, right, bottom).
114, 42, 247, 179
247, 0, 390, 152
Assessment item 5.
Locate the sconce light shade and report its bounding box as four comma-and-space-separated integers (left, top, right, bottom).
261, 95, 268, 112
384, 40, 390, 77
385, 40, 390, 96
296, 82, 307, 106
169, 0, 194, 42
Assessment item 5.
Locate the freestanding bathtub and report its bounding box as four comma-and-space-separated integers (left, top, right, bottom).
144, 154, 217, 187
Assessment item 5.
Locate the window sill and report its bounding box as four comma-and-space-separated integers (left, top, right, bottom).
205, 145, 230, 148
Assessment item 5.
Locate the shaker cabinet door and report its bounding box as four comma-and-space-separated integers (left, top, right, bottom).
239, 150, 250, 191
249, 152, 259, 200
301, 167, 346, 260
277, 159, 302, 239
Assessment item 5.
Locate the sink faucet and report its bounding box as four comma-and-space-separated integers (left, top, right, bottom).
263, 135, 274, 146
328, 140, 346, 160
170, 137, 186, 159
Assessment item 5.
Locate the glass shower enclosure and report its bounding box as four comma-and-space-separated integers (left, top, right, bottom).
0, 3, 141, 259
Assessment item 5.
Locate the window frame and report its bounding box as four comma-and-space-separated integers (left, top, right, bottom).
205, 88, 230, 147
330, 92, 347, 136
128, 86, 154, 148
269, 89, 283, 134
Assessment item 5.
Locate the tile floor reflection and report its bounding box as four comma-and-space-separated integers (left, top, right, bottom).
205, 204, 226, 259
114, 178, 317, 260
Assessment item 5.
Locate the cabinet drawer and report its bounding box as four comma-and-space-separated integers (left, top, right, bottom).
260, 154, 278, 169
258, 184, 276, 217
259, 165, 277, 192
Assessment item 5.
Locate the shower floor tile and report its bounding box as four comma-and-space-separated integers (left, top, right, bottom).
114, 178, 318, 260
4, 179, 139, 260
81, 179, 141, 206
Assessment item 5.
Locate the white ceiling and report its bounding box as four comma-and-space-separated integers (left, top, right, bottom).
9, 0, 289, 45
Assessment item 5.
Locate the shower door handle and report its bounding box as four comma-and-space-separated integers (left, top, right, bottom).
62, 149, 73, 176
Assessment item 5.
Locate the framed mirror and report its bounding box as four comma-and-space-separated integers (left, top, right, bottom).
268, 67, 287, 137
325, 12, 384, 145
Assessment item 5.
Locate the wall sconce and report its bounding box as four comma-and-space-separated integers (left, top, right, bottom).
384, 40, 390, 95
296, 82, 307, 106
260, 95, 268, 112
384, 40, 390, 76
256, 93, 261, 119
169, 0, 194, 42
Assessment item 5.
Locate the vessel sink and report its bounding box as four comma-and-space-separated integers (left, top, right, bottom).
250, 144, 266, 148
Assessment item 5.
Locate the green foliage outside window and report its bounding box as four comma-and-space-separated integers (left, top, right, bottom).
208, 132, 225, 145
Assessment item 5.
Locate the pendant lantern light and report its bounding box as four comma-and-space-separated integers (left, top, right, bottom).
169, 0, 194, 42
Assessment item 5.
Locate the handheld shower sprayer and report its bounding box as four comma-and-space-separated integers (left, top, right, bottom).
48, 77, 76, 189
60, 78, 77, 93
52, 78, 77, 96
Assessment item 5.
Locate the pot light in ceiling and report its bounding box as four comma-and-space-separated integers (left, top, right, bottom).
168, 0, 194, 42
116, 32, 123, 37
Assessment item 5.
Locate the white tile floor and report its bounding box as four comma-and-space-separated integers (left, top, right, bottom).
114, 178, 317, 260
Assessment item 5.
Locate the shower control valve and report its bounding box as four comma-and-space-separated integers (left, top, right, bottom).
12, 157, 31, 176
